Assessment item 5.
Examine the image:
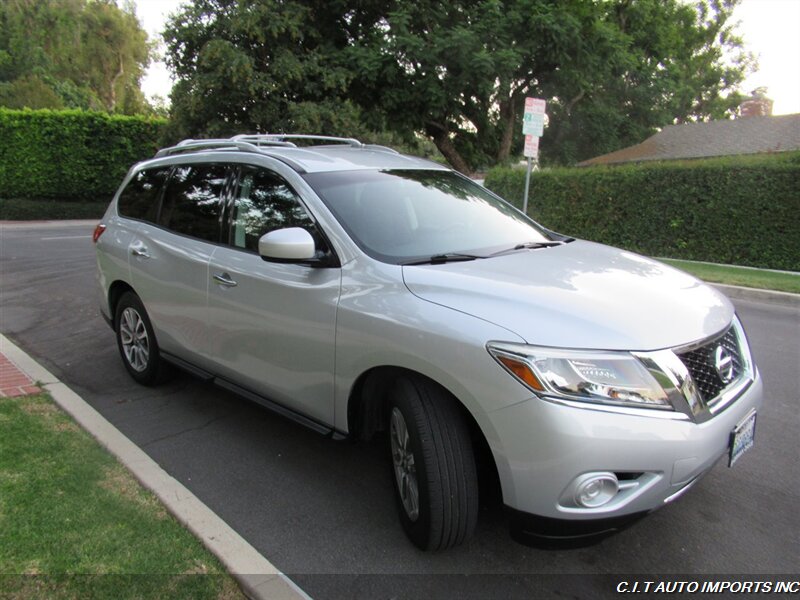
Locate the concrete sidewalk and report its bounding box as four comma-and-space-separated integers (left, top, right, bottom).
0, 333, 311, 600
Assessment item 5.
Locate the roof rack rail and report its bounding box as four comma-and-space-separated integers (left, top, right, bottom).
233, 134, 363, 148
225, 135, 298, 147
154, 140, 267, 158
169, 138, 272, 148
154, 134, 372, 158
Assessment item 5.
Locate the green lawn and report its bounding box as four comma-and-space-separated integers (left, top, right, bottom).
660, 258, 800, 294
0, 393, 244, 600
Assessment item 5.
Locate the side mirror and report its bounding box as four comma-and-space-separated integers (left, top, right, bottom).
258, 227, 316, 261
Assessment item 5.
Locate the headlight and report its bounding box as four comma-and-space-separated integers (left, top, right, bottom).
487, 342, 672, 410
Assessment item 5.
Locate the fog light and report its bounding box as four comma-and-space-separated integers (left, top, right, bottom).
574, 472, 619, 508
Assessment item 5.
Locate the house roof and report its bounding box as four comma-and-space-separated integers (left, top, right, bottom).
579, 113, 800, 166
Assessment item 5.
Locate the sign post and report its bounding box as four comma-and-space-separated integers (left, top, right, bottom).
521, 97, 546, 214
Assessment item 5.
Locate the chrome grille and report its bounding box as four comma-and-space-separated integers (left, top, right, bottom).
676, 327, 743, 402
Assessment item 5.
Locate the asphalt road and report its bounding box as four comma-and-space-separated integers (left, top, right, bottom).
2, 221, 798, 599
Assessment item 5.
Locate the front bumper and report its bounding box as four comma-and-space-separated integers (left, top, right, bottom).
488, 371, 762, 522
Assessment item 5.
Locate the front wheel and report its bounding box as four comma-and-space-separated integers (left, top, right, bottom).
387, 375, 479, 550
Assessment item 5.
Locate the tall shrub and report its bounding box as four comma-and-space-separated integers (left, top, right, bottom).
485, 153, 800, 271
0, 109, 166, 201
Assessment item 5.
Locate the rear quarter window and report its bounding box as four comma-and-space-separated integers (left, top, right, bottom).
117, 167, 170, 222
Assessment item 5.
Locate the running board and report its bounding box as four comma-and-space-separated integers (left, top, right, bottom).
162, 352, 214, 381
162, 352, 335, 437
215, 379, 333, 436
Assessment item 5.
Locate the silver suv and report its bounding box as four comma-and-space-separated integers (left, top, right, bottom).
95, 134, 762, 550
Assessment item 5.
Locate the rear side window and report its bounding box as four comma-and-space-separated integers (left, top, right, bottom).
117, 167, 170, 222
158, 164, 229, 242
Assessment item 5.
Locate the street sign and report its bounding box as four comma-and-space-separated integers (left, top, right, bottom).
522, 113, 544, 136
525, 97, 546, 113
523, 134, 539, 158
522, 97, 547, 135
521, 97, 546, 214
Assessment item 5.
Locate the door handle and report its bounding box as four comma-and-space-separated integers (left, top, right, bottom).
213, 273, 238, 287
130, 245, 150, 259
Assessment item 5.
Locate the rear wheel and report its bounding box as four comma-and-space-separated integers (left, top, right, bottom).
387, 375, 479, 550
114, 291, 168, 385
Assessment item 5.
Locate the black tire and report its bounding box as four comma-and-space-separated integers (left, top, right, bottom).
114, 291, 168, 386
387, 375, 479, 551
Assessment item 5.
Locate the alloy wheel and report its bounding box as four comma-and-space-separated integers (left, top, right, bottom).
119, 307, 150, 372
390, 407, 419, 521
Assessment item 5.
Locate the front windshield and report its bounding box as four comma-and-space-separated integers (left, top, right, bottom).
303, 169, 553, 264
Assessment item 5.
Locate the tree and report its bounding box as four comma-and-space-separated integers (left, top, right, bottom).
349, 0, 752, 170
347, 0, 627, 172
0, 0, 152, 114
541, 0, 754, 165
164, 0, 751, 172
163, 0, 374, 138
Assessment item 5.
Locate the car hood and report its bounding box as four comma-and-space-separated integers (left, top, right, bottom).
401, 240, 733, 351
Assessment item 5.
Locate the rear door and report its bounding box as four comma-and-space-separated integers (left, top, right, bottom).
100, 167, 170, 316
128, 162, 230, 367
206, 164, 341, 425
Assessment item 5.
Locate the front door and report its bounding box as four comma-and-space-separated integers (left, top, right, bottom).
206, 164, 341, 425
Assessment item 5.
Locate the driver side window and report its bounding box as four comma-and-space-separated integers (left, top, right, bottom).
230, 166, 318, 252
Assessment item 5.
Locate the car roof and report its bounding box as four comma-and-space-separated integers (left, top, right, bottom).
259, 145, 446, 173
151, 135, 448, 175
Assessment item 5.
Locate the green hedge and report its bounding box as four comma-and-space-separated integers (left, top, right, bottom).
0, 198, 107, 220
485, 152, 800, 271
0, 108, 166, 201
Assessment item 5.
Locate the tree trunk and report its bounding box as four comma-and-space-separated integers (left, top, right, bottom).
496, 96, 518, 163
109, 54, 124, 111
426, 124, 473, 176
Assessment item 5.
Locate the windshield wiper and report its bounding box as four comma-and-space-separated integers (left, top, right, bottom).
489, 240, 567, 257
401, 253, 484, 266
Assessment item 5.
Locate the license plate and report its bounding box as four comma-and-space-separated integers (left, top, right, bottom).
729, 411, 757, 467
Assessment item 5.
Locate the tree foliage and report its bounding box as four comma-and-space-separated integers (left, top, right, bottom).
163, 0, 363, 138
543, 0, 754, 165
0, 0, 152, 114
164, 0, 752, 172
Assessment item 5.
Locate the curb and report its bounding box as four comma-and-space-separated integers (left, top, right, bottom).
711, 283, 800, 306
0, 334, 311, 600
657, 257, 799, 276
